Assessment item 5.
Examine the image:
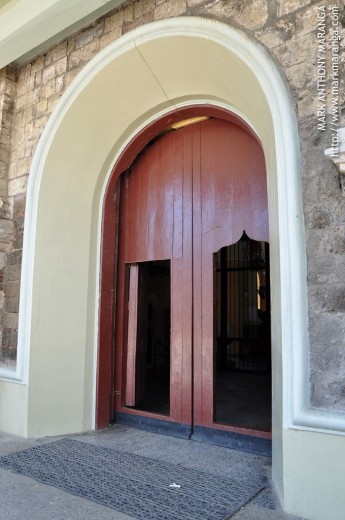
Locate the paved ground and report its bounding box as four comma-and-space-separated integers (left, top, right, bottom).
0, 425, 303, 520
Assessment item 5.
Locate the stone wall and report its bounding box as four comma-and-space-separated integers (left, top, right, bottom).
0, 0, 344, 409
0, 66, 16, 364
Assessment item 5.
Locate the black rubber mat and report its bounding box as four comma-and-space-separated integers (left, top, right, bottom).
0, 438, 264, 519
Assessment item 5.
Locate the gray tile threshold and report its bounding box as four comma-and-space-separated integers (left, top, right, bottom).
0, 425, 303, 520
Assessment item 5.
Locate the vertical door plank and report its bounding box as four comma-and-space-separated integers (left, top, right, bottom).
115, 116, 268, 430
125, 264, 139, 406
178, 127, 193, 425
191, 122, 203, 426
115, 129, 190, 424
196, 118, 269, 428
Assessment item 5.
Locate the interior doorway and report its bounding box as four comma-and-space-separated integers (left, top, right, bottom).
214, 235, 271, 432
113, 116, 271, 452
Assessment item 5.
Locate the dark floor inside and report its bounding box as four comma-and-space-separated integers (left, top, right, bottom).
131, 237, 272, 434
135, 369, 271, 432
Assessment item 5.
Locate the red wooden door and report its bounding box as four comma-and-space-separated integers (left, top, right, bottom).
114, 118, 268, 432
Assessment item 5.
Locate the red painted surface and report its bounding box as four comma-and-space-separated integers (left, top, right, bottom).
193, 119, 268, 429
115, 127, 194, 425
96, 106, 268, 435
125, 264, 139, 406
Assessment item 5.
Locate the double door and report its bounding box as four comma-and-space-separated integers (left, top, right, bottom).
114, 117, 269, 434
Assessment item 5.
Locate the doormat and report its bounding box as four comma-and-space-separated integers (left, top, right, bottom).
0, 438, 264, 519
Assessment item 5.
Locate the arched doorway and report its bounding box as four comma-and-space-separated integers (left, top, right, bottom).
13, 16, 309, 509
102, 113, 271, 453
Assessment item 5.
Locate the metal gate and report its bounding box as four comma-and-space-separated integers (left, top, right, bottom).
215, 231, 271, 373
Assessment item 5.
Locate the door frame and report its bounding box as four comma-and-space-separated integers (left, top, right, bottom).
96, 105, 267, 430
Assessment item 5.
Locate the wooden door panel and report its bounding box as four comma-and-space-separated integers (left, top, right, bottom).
170, 128, 193, 425
125, 264, 139, 406
198, 119, 268, 252
115, 116, 268, 431
115, 129, 193, 425
193, 119, 269, 428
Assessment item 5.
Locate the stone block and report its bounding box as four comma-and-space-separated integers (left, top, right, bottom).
55, 57, 68, 78
65, 38, 75, 57
7, 250, 22, 266
24, 146, 32, 158
0, 144, 9, 163
297, 87, 319, 118
26, 88, 40, 107
123, 4, 134, 23
31, 56, 45, 74
4, 312, 18, 329
75, 28, 95, 50
0, 346, 17, 362
68, 40, 98, 69
35, 99, 48, 116
51, 41, 68, 63
12, 110, 23, 127
64, 67, 83, 89
99, 28, 122, 51
1, 327, 18, 349
40, 78, 62, 100
13, 194, 26, 218
3, 66, 17, 83
5, 157, 16, 178
0, 179, 7, 197
309, 312, 345, 410
0, 127, 10, 149
15, 93, 28, 111
94, 20, 104, 39
295, 1, 327, 36
14, 157, 31, 178
4, 279, 19, 300
285, 61, 315, 90
6, 264, 21, 282
16, 75, 34, 97
104, 11, 124, 33
42, 64, 56, 85
142, 0, 154, 15
22, 123, 33, 143
47, 94, 61, 114
273, 31, 316, 69
23, 106, 33, 125
306, 207, 331, 229
187, 0, 205, 6
134, 1, 143, 18
56, 56, 68, 78
277, 0, 312, 17
256, 19, 296, 49
204, 0, 268, 30
5, 297, 19, 313
155, 0, 187, 20
0, 198, 12, 220
55, 75, 64, 94
122, 12, 154, 33
0, 161, 7, 179
1, 78, 17, 99
0, 218, 14, 242
8, 176, 28, 196
309, 284, 345, 314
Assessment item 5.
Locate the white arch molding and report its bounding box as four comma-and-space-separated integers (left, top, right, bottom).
1, 14, 344, 493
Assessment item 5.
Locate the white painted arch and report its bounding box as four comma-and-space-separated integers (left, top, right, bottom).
4, 15, 345, 516
0, 11, 308, 442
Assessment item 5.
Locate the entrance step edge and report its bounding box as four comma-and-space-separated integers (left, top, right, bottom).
115, 412, 192, 439
191, 425, 272, 457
